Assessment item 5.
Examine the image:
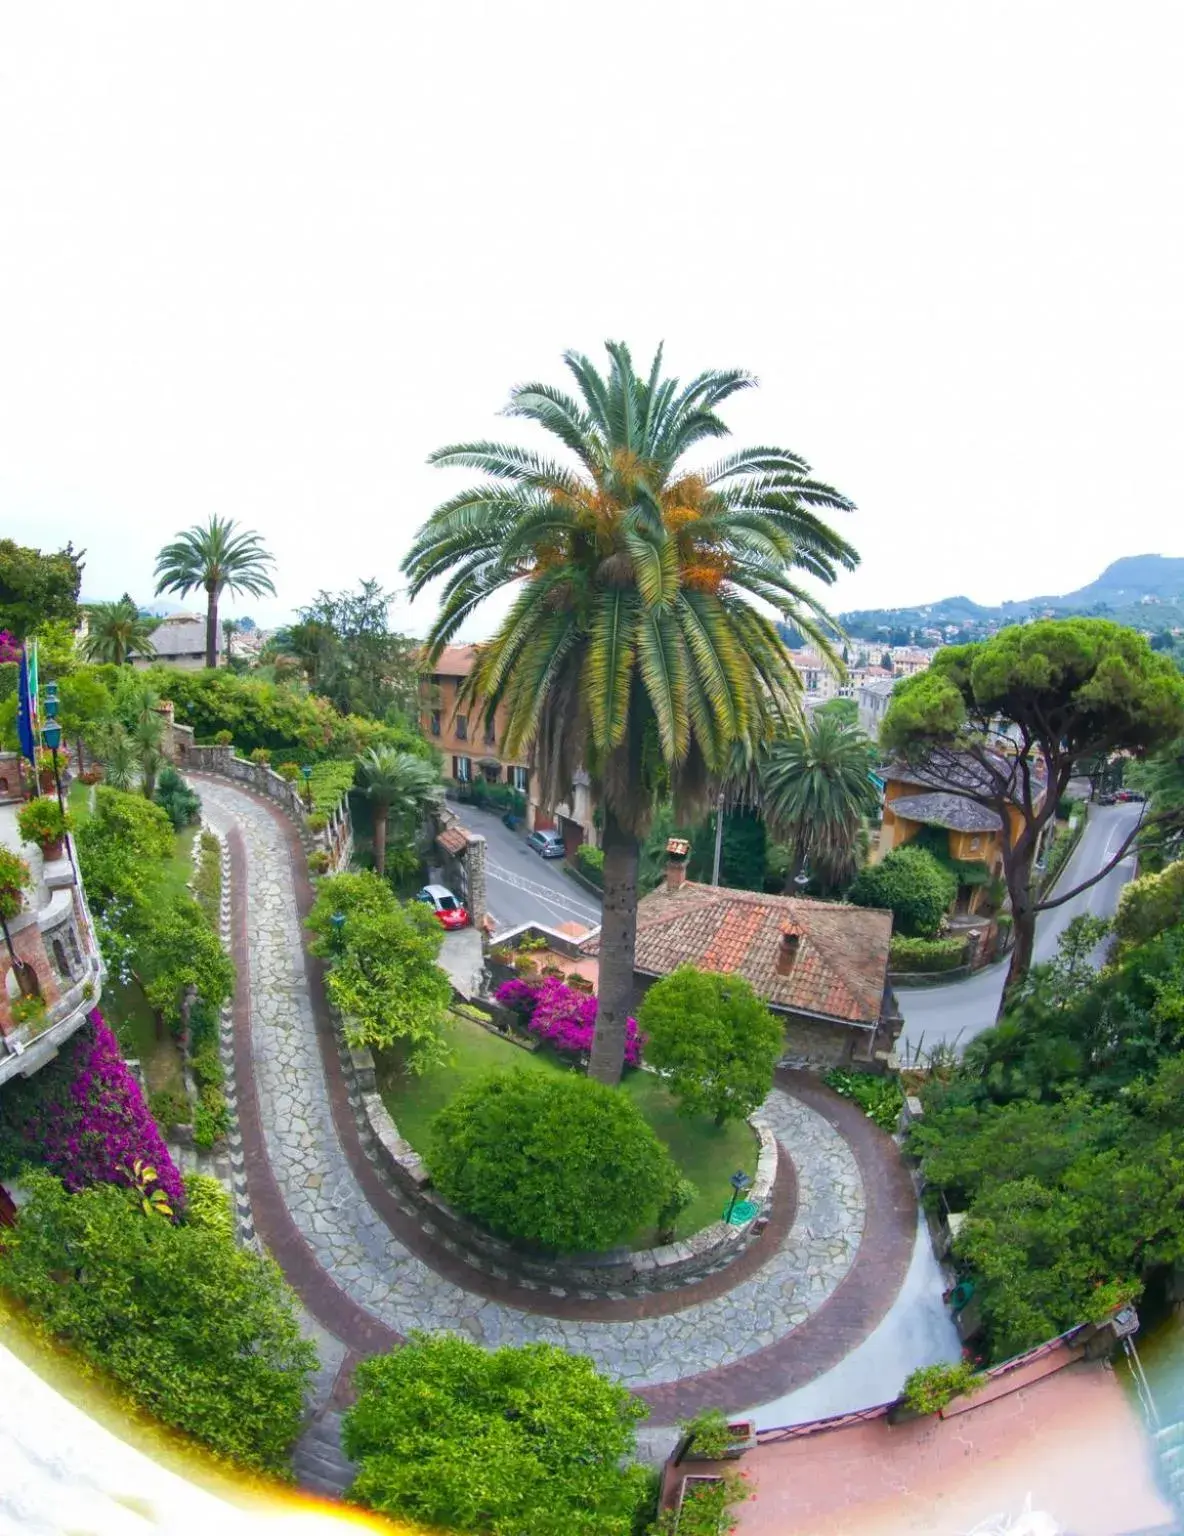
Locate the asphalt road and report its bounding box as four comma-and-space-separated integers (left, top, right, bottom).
896, 801, 1144, 1058
444, 801, 603, 935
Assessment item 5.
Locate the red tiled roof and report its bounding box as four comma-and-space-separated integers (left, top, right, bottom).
428, 645, 479, 678
435, 826, 468, 855
618, 882, 892, 1025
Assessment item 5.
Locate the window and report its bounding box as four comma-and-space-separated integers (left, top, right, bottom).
454, 756, 471, 783
484, 719, 497, 747
456, 715, 468, 741
430, 710, 441, 737
52, 938, 70, 978
510, 765, 528, 792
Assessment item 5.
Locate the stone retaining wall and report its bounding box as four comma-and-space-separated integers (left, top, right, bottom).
342, 1033, 778, 1296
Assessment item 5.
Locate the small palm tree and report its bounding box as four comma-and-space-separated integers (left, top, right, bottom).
81, 596, 158, 666
404, 342, 858, 1083
88, 720, 138, 790
222, 616, 238, 663
154, 516, 276, 669
761, 714, 880, 893
356, 747, 443, 879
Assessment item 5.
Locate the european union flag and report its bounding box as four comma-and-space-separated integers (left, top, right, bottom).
16, 642, 38, 765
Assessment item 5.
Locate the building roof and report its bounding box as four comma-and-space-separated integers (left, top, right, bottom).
428, 645, 479, 678
886, 748, 1047, 801
889, 791, 1003, 833
147, 617, 207, 658
598, 882, 892, 1026
858, 677, 897, 699
435, 826, 468, 855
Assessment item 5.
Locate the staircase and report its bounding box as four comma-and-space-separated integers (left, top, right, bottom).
1154, 1422, 1184, 1505
292, 1410, 357, 1498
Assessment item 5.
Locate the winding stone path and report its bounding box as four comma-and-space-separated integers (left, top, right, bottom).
196, 775, 916, 1418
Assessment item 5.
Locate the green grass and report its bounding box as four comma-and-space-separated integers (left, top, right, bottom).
376, 1014, 759, 1246
67, 778, 93, 828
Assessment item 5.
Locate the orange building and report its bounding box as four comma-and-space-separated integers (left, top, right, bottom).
418, 645, 531, 794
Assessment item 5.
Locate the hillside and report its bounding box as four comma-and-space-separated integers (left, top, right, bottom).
840, 554, 1184, 643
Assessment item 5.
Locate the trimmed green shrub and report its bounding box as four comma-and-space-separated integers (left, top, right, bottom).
344, 1333, 650, 1535
249, 746, 272, 765
848, 844, 957, 937
0, 1172, 315, 1469
148, 1088, 191, 1132
308, 848, 330, 874
154, 765, 201, 830
276, 760, 302, 782
213, 729, 234, 745
889, 935, 967, 973
190, 1046, 224, 1090
182, 1171, 234, 1239
426, 1072, 676, 1253
902, 1359, 979, 1415
575, 843, 604, 888
193, 1085, 229, 1149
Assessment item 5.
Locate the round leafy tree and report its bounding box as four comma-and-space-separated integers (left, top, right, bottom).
344, 1333, 650, 1536
427, 1071, 675, 1253
638, 964, 783, 1124
847, 843, 957, 937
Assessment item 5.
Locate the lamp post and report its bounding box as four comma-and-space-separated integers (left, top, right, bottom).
711, 788, 725, 886
793, 861, 811, 891
330, 911, 346, 950
301, 764, 313, 809
41, 712, 65, 816
724, 1169, 752, 1225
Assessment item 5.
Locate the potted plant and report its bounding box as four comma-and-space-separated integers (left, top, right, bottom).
17, 797, 71, 860
10, 993, 48, 1034
35, 745, 68, 794
663, 1471, 747, 1534
680, 1408, 757, 1462
890, 1359, 980, 1422
0, 848, 32, 979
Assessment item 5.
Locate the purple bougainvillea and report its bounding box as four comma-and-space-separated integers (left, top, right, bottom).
9, 1009, 185, 1209
0, 630, 19, 664
493, 977, 644, 1067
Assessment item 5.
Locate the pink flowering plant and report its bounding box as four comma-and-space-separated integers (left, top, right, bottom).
493, 977, 644, 1067
0, 630, 20, 664
0, 1009, 184, 1211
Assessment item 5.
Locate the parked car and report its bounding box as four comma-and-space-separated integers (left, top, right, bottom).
526, 828, 566, 859
1097, 792, 1117, 805
415, 884, 470, 929
1115, 788, 1146, 802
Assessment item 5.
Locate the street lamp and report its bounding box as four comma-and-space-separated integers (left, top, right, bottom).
41, 718, 65, 814
793, 860, 811, 890
330, 911, 346, 949
724, 1169, 752, 1225
301, 764, 313, 808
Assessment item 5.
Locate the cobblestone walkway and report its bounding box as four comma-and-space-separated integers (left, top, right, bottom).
198, 777, 911, 1407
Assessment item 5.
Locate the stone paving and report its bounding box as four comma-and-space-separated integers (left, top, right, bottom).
199, 778, 869, 1389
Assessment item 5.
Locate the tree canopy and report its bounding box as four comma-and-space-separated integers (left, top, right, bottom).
343, 1333, 650, 1536
881, 619, 1184, 999
761, 713, 878, 892
282, 579, 421, 721
0, 539, 83, 639
154, 515, 276, 669
848, 843, 957, 937
638, 964, 783, 1124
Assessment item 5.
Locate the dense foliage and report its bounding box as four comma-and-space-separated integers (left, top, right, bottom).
154, 764, 202, 828
848, 843, 957, 937
888, 934, 967, 973
307, 871, 451, 1065
0, 1171, 315, 1469
1115, 859, 1184, 947
343, 1333, 650, 1536
427, 1071, 676, 1253
492, 976, 644, 1067
824, 1068, 904, 1131
0, 1012, 184, 1207
910, 916, 1184, 1359
638, 966, 783, 1124
0, 539, 83, 637
761, 714, 879, 892
279, 579, 421, 722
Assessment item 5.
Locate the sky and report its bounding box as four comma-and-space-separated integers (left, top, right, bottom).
2, 3, 1183, 635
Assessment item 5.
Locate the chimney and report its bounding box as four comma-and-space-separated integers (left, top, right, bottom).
665, 837, 691, 894
777, 925, 802, 976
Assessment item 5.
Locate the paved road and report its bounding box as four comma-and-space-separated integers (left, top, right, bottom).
443, 800, 603, 935
896, 802, 1144, 1057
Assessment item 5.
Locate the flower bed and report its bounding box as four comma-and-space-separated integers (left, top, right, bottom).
493, 976, 643, 1066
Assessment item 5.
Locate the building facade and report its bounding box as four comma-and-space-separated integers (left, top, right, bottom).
419, 646, 531, 794
0, 754, 104, 1087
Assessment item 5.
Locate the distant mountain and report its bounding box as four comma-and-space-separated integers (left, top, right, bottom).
840, 554, 1184, 643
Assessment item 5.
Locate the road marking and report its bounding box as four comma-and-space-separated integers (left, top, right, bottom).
484, 859, 602, 923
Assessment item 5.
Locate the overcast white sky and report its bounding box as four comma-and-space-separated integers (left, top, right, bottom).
3, 4, 1182, 634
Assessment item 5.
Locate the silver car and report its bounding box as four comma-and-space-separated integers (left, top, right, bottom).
526, 829, 566, 859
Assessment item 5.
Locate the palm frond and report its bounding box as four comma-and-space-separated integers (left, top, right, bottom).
585, 590, 638, 752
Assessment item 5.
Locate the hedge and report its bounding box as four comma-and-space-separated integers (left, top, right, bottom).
889, 935, 967, 974
576, 843, 604, 888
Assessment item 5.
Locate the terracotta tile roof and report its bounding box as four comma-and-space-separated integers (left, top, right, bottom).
427, 645, 479, 678
606, 882, 892, 1026
435, 826, 468, 855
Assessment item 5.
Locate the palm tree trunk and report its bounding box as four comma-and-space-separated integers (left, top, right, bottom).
589, 806, 639, 1087
373, 804, 388, 879
205, 586, 219, 670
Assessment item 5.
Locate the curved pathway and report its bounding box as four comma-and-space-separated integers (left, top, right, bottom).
196, 775, 916, 1418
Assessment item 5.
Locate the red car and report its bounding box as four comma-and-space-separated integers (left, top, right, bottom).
416, 884, 469, 930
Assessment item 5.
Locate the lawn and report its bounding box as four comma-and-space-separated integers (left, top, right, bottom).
376, 1013, 759, 1246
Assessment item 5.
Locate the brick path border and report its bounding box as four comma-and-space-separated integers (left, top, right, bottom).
213, 778, 917, 1419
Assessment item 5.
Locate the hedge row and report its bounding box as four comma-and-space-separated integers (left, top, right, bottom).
888, 935, 967, 973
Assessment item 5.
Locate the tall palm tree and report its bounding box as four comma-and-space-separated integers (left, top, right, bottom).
154, 517, 276, 669
81, 596, 158, 666
403, 342, 858, 1083
356, 746, 443, 879
761, 714, 880, 893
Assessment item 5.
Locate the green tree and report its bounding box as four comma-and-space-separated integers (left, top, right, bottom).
1115, 859, 1184, 946
848, 843, 956, 937
343, 1333, 649, 1536
154, 764, 202, 829
881, 619, 1184, 1004
283, 579, 421, 720
426, 1071, 676, 1252
814, 695, 859, 727
81, 596, 158, 665
355, 744, 442, 879
88, 719, 138, 791
0, 539, 83, 638
58, 666, 114, 764
306, 871, 451, 1065
138, 894, 234, 1038
761, 714, 879, 892
0, 1172, 315, 1471
638, 965, 783, 1125
404, 341, 858, 1084
154, 515, 277, 670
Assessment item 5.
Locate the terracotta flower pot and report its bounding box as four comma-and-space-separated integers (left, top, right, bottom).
39, 837, 65, 861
